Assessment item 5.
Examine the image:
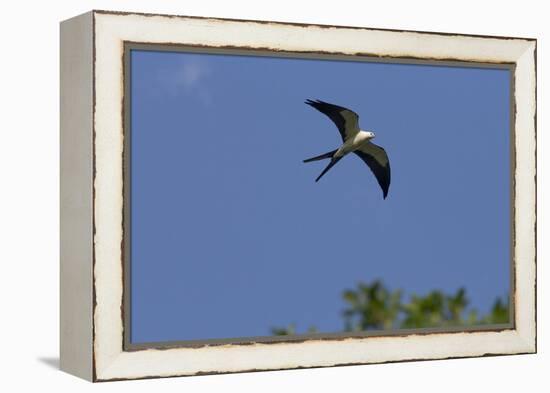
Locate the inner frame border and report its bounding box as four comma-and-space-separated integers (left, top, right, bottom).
122, 41, 517, 352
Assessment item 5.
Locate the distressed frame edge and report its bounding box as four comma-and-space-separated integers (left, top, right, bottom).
90, 11, 537, 382
59, 11, 95, 381
512, 40, 537, 353
92, 8, 537, 42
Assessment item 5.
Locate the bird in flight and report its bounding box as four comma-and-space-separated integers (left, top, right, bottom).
303, 99, 391, 199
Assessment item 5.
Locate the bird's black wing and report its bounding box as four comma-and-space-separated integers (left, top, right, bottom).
354, 142, 391, 199
305, 99, 360, 142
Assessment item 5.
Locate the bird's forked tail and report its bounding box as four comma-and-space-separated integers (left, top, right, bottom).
314, 157, 342, 182
303, 149, 343, 182
303, 149, 337, 163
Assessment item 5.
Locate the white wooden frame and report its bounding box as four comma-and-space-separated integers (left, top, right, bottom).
60, 10, 536, 382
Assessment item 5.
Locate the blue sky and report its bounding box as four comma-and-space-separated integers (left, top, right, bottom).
130, 49, 511, 343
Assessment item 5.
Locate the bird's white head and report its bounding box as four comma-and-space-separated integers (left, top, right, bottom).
367, 131, 375, 139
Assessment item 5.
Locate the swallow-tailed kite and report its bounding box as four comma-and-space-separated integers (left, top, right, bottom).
303, 99, 391, 199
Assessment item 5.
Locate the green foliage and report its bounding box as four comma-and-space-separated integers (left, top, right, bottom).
481, 298, 510, 324
342, 280, 402, 331
271, 280, 509, 335
400, 288, 469, 329
271, 324, 318, 336
271, 324, 296, 336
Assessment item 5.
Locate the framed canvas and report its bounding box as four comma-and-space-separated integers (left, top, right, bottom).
60, 10, 537, 382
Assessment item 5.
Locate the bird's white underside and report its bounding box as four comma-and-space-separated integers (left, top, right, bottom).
334, 130, 374, 158
335, 109, 388, 168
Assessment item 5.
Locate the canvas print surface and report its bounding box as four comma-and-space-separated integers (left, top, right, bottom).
128, 48, 511, 345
